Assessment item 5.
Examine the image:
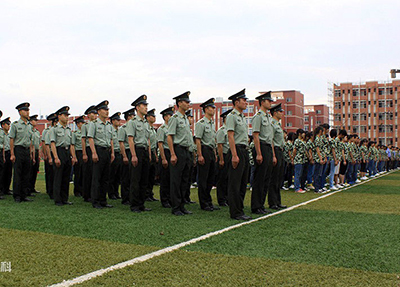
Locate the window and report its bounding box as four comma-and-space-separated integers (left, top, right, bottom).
305, 116, 309, 122
360, 113, 367, 121
316, 110, 321, 114
334, 90, 341, 97
247, 105, 254, 113
353, 90, 359, 96
360, 100, 367, 108
286, 98, 292, 103
316, 121, 321, 125
287, 111, 292, 115
334, 114, 341, 121
360, 126, 367, 133
286, 122, 292, 127
353, 114, 359, 121
221, 107, 230, 113
304, 125, 309, 131
353, 126, 359, 133
353, 102, 359, 109
334, 102, 341, 109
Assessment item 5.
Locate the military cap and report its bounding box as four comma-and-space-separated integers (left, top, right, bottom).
173, 91, 191, 103
160, 107, 175, 116
16, 102, 30, 111
220, 109, 233, 118
256, 91, 274, 102
200, 98, 216, 109
146, 108, 156, 117
185, 109, 193, 117
84, 105, 97, 115
96, 100, 109, 111
0, 110, 2, 118
122, 108, 136, 120
46, 113, 58, 121
109, 112, 121, 121
0, 117, 11, 126
228, 89, 247, 103
270, 103, 284, 114
74, 116, 85, 124
131, 95, 148, 107
55, 106, 71, 116
29, 114, 38, 121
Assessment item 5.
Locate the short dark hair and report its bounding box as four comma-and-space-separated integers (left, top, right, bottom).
329, 129, 337, 138
339, 129, 347, 137
287, 132, 296, 141
322, 123, 330, 130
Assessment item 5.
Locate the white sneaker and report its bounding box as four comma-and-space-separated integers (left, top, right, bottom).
344, 183, 350, 187
331, 186, 338, 190
323, 187, 327, 191
355, 179, 361, 183
289, 185, 294, 189
282, 186, 289, 191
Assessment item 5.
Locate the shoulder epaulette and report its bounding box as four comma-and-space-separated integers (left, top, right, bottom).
13, 121, 18, 124
200, 119, 204, 123
173, 114, 178, 118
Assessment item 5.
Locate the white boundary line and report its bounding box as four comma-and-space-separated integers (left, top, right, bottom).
49, 170, 397, 287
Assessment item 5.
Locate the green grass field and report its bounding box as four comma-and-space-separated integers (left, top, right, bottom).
1, 165, 400, 286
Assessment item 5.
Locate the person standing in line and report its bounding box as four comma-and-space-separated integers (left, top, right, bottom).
157, 106, 175, 208
184, 110, 196, 204
9, 103, 34, 203
216, 109, 232, 207
108, 112, 122, 200
167, 91, 193, 216
292, 129, 307, 193
81, 105, 97, 202
145, 108, 159, 202
195, 98, 219, 211
268, 103, 287, 210
28, 114, 41, 196
225, 89, 251, 220
0, 117, 12, 197
118, 108, 136, 205
88, 101, 115, 209
251, 91, 275, 215
43, 113, 58, 199
71, 116, 85, 197
127, 95, 151, 213
50, 106, 74, 206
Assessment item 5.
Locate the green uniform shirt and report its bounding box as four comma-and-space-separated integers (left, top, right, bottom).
111, 126, 120, 152
359, 145, 368, 161
49, 123, 72, 147
156, 123, 169, 150
314, 136, 325, 163
188, 137, 196, 153
9, 119, 33, 148
42, 128, 48, 143
293, 138, 306, 165
81, 121, 95, 147
72, 128, 83, 151
321, 135, 329, 158
334, 138, 342, 161
251, 109, 273, 144
271, 118, 284, 147
0, 129, 4, 149
44, 127, 53, 145
226, 109, 248, 146
32, 128, 40, 150
249, 141, 255, 166
148, 123, 157, 150
2, 130, 10, 151
195, 117, 216, 149
87, 118, 112, 148
117, 124, 130, 150
167, 111, 193, 147
216, 125, 229, 154
126, 115, 150, 148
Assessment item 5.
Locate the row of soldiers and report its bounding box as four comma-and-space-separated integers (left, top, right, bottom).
0, 89, 287, 220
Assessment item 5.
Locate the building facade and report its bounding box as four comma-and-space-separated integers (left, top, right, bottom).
304, 104, 329, 132
332, 80, 400, 145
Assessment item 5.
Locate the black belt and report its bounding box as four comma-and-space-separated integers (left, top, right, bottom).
57, 146, 70, 150
96, 145, 111, 151
174, 144, 189, 150
15, 146, 30, 150
114, 151, 120, 154
202, 145, 214, 151
135, 145, 147, 150
274, 146, 283, 151
236, 144, 247, 149
260, 141, 272, 146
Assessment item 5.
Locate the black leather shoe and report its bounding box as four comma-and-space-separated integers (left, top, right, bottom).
15, 198, 22, 203
74, 193, 82, 198
55, 202, 64, 206
162, 203, 172, 208
122, 201, 130, 205
141, 207, 152, 212
115, 195, 121, 199
277, 204, 287, 209
131, 209, 142, 213
150, 197, 159, 202
33, 190, 40, 194
22, 198, 33, 202
202, 207, 214, 211
219, 202, 228, 207
5, 191, 13, 195
93, 205, 104, 209
28, 193, 36, 197
181, 209, 193, 215
252, 208, 267, 215
233, 215, 252, 220
102, 204, 113, 208
189, 200, 196, 204
145, 197, 153, 202
269, 205, 280, 210
84, 198, 91, 202
173, 211, 185, 216
63, 201, 73, 205
211, 205, 220, 210
109, 196, 118, 200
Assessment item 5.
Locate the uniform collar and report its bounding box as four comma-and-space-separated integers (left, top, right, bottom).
232, 108, 243, 117
96, 118, 107, 125
203, 116, 213, 124
18, 118, 29, 125
135, 115, 146, 122
56, 122, 69, 129
177, 111, 186, 118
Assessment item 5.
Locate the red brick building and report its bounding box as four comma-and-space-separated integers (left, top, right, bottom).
333, 80, 400, 145
304, 104, 329, 132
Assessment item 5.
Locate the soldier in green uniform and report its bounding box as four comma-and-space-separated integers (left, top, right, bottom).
145, 108, 159, 202
0, 111, 4, 199
50, 106, 73, 206
195, 98, 218, 211
118, 108, 136, 205
157, 106, 174, 208
9, 103, 34, 202
0, 117, 12, 197
108, 112, 122, 200
226, 89, 251, 220
184, 110, 196, 204
28, 115, 41, 196
81, 105, 97, 202
71, 116, 85, 197
251, 91, 276, 215
216, 109, 232, 207
127, 95, 151, 213
42, 113, 58, 199
88, 101, 115, 209
167, 91, 193, 216
269, 103, 287, 210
